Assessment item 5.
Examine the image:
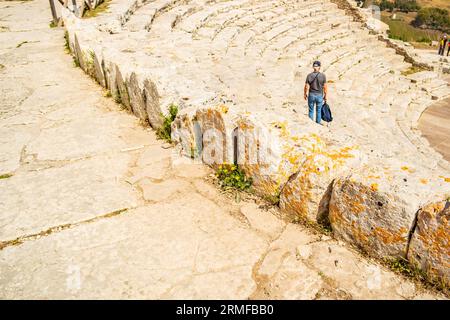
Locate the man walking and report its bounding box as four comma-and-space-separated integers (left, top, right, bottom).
438, 35, 448, 56
304, 61, 327, 124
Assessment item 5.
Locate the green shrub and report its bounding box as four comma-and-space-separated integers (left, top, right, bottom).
216, 164, 253, 191
378, 0, 395, 11
394, 0, 420, 12
376, 0, 420, 12
413, 7, 450, 31
156, 104, 178, 142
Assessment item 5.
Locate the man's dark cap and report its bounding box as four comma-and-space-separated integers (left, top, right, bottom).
313, 61, 321, 67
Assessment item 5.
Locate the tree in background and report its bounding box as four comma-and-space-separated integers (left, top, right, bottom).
394, 0, 420, 13
374, 0, 420, 12
413, 7, 450, 31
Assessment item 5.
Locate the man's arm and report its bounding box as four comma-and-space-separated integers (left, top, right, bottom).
304, 83, 309, 100
323, 83, 328, 101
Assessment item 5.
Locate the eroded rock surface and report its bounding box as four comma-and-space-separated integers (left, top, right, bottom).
0, 0, 447, 299
408, 201, 450, 286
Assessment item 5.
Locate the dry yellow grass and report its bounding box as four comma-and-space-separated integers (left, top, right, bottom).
417, 0, 450, 11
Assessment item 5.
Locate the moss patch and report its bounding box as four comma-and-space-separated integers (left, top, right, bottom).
401, 65, 426, 76
0, 173, 13, 180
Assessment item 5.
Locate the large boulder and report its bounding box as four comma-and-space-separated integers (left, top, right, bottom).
280, 146, 363, 223
172, 107, 202, 159
174, 110, 333, 199
408, 200, 450, 286
235, 115, 291, 197
329, 162, 450, 259
195, 105, 238, 167
236, 115, 327, 198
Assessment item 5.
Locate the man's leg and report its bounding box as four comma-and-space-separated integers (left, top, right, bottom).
308, 94, 315, 121
447, 46, 450, 56
316, 95, 323, 124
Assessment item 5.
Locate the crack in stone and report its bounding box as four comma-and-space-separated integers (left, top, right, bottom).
0, 207, 132, 251
248, 223, 288, 299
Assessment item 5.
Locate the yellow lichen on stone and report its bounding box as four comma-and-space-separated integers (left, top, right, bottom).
439, 176, 450, 183
372, 227, 407, 245
219, 105, 228, 114
401, 166, 415, 173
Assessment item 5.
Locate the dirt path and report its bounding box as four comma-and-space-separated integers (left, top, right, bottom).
0, 0, 443, 299
418, 70, 450, 162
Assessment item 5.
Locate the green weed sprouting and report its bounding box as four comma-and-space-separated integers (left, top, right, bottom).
216, 164, 253, 191
156, 104, 178, 142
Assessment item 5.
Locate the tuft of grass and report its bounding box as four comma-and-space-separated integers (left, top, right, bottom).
292, 214, 332, 235
114, 92, 122, 104
83, 0, 111, 18
49, 20, 57, 28
384, 257, 448, 295
156, 104, 178, 143
64, 31, 70, 53
73, 55, 80, 68
0, 173, 13, 180
84, 50, 95, 76
216, 164, 253, 191
262, 192, 280, 206
385, 257, 423, 278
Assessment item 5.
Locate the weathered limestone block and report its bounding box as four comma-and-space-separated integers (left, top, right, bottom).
408, 200, 450, 286
195, 105, 237, 167
172, 107, 202, 158
73, 34, 86, 71
143, 78, 163, 129
126, 72, 148, 121
280, 146, 364, 223
329, 163, 450, 259
236, 116, 287, 197
236, 115, 327, 198
103, 60, 119, 102
115, 65, 132, 111
92, 49, 106, 87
